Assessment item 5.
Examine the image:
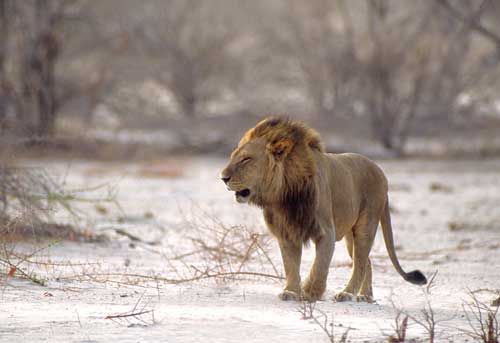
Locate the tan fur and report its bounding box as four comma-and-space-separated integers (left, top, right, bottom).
220, 117, 426, 302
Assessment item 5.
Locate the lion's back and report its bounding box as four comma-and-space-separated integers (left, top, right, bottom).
327, 152, 388, 193
324, 153, 388, 232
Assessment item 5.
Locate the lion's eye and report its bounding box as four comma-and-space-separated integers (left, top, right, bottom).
240, 157, 252, 164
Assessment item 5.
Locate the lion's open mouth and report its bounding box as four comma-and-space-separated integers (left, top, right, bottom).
236, 189, 250, 197
235, 188, 251, 202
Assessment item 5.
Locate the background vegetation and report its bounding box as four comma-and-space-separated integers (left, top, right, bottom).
1, 0, 500, 157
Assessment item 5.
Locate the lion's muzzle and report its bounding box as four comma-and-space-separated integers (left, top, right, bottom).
219, 169, 252, 203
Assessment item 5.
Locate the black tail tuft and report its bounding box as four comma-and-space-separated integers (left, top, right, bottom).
405, 270, 427, 285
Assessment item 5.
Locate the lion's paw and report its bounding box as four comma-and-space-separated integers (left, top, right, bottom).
278, 290, 300, 301
302, 281, 325, 302
334, 291, 356, 302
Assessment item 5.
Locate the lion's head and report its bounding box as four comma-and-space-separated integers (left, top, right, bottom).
220, 117, 324, 208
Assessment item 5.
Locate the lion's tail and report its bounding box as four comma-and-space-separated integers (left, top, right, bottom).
380, 197, 427, 285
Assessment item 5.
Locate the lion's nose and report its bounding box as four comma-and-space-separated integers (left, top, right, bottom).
221, 176, 231, 184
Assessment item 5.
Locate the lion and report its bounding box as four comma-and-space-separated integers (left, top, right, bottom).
220, 117, 427, 302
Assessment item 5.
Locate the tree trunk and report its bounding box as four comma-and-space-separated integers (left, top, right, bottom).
33, 0, 59, 137
0, 0, 6, 77
0, 0, 8, 127
179, 91, 197, 118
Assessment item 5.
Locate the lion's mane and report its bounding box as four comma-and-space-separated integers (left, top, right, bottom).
240, 117, 325, 244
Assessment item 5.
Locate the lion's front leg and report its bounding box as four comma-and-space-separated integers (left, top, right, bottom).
302, 229, 335, 301
278, 238, 302, 301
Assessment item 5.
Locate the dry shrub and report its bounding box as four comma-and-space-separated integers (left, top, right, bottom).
461, 291, 500, 343
0, 164, 118, 239
387, 303, 408, 343
0, 167, 56, 222
297, 301, 317, 320
298, 302, 351, 343
30, 204, 284, 289
408, 298, 438, 343
387, 271, 451, 343
167, 203, 283, 284
0, 157, 116, 285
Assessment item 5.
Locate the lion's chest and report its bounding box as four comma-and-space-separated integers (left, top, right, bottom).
263, 207, 320, 245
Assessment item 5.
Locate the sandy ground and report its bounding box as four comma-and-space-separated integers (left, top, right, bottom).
1, 157, 500, 342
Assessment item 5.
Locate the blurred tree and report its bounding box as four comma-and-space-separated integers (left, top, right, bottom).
0, 0, 10, 130
358, 0, 500, 154
0, 0, 6, 83
1, 0, 103, 138
133, 0, 241, 118
17, 0, 80, 137
359, 1, 433, 153
436, 0, 500, 57
270, 0, 500, 154
271, 0, 361, 118
2, 0, 499, 154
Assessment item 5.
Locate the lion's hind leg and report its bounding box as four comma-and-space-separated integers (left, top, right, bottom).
357, 258, 374, 302
334, 220, 376, 303
334, 232, 357, 302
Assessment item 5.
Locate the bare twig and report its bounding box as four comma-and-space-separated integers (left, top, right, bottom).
311, 308, 351, 343
236, 233, 259, 273
105, 310, 154, 320
407, 300, 437, 343
297, 301, 316, 320
58, 269, 284, 286
105, 292, 156, 326
170, 202, 283, 285
387, 298, 409, 342
0, 241, 57, 286
425, 270, 439, 295
460, 291, 499, 343
298, 302, 353, 343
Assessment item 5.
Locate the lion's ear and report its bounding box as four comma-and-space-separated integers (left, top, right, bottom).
267, 138, 294, 160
